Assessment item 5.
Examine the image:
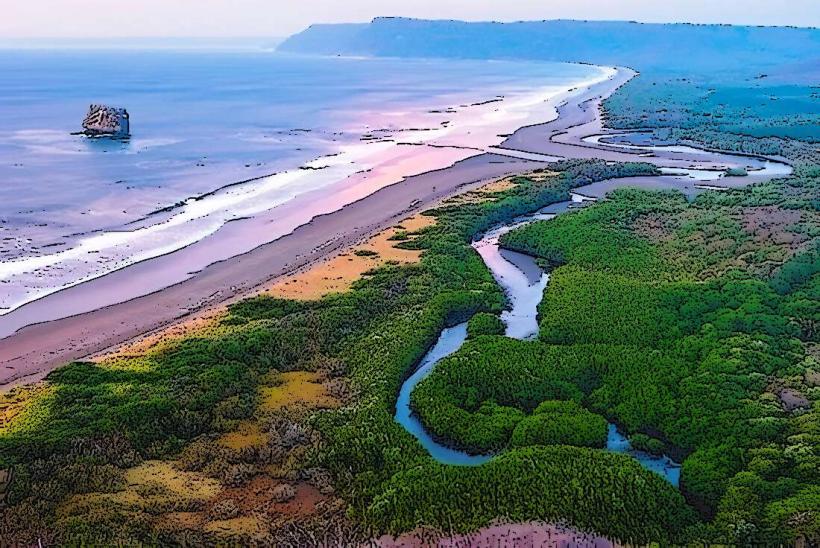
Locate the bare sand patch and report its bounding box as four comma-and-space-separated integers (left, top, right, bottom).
477, 176, 519, 194
444, 172, 558, 207
217, 420, 270, 451
259, 371, 339, 412
92, 311, 223, 363
266, 214, 435, 300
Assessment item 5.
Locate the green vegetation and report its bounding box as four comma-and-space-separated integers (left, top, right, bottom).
466, 312, 505, 338
410, 337, 654, 454
498, 176, 820, 543
2, 161, 692, 545
602, 70, 820, 143
629, 433, 667, 455
491, 70, 820, 545
411, 337, 587, 453
308, 160, 692, 542
510, 401, 608, 449
367, 446, 693, 544
2, 45, 819, 546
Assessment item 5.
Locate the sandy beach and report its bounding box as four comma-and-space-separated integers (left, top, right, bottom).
0, 64, 792, 389
0, 152, 543, 387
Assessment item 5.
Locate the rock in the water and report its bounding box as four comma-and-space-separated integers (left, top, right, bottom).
81, 104, 130, 138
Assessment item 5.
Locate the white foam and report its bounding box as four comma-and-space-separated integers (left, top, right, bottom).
0, 65, 613, 316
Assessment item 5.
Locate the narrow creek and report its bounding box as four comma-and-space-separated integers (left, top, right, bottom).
394, 203, 683, 484
393, 133, 795, 484
582, 133, 793, 182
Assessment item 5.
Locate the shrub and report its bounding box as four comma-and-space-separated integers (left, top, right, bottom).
629, 433, 667, 455
511, 400, 608, 448
209, 499, 241, 520
467, 313, 506, 338
354, 249, 379, 257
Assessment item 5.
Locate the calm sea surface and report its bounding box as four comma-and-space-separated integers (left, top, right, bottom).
0, 49, 599, 313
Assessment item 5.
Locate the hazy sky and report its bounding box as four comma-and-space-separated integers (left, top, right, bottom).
2, 0, 819, 39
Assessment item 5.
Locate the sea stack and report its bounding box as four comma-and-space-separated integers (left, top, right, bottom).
81, 104, 130, 139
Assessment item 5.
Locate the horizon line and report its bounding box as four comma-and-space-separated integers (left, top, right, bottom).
2, 16, 819, 42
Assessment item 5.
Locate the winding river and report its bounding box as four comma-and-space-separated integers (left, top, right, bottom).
394, 137, 793, 485
395, 204, 683, 484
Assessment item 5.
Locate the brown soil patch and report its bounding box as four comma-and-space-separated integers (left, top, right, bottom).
259, 371, 339, 412
741, 206, 807, 247
213, 476, 326, 519
269, 482, 326, 517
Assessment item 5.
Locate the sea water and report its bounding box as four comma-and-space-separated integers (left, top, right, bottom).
0, 48, 603, 315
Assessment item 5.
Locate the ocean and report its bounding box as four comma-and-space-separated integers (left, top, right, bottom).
0, 48, 604, 315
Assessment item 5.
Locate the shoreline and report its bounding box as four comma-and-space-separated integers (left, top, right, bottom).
0, 66, 616, 389
0, 155, 547, 389
0, 62, 792, 390
0, 63, 612, 321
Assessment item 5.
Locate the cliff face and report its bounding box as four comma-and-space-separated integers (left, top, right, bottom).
278, 18, 820, 71
82, 104, 130, 138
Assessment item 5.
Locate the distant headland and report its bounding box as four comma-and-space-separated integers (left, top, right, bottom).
279, 17, 820, 70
